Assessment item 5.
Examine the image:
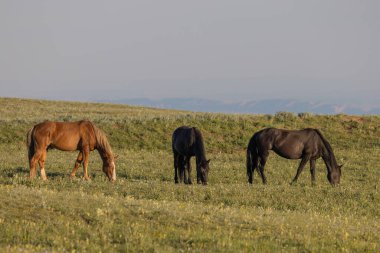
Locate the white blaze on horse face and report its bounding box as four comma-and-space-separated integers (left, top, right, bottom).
112, 161, 116, 181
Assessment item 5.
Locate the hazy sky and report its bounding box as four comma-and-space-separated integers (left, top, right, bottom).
1, 1, 379, 103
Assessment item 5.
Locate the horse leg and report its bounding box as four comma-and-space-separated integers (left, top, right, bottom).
178, 155, 185, 183
173, 153, 179, 184
251, 154, 259, 184
196, 157, 201, 184
310, 159, 316, 185
38, 151, 48, 180
291, 156, 310, 184
182, 156, 188, 184
82, 147, 90, 180
186, 157, 192, 184
29, 150, 42, 179
258, 153, 268, 184
70, 152, 83, 178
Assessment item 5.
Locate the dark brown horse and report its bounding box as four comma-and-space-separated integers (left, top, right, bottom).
246, 128, 342, 186
26, 120, 116, 181
172, 126, 210, 185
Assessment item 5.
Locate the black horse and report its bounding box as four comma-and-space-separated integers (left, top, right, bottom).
172, 126, 210, 185
246, 128, 342, 186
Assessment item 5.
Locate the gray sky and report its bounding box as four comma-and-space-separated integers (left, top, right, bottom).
1, 0, 379, 103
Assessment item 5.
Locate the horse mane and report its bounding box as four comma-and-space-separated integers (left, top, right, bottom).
90, 123, 113, 157
193, 127, 207, 162
313, 129, 338, 167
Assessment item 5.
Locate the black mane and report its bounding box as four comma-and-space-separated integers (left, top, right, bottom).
313, 129, 338, 168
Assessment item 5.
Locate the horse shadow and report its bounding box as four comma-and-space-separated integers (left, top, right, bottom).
7, 167, 68, 179
7, 167, 129, 181
7, 167, 29, 178
46, 171, 68, 179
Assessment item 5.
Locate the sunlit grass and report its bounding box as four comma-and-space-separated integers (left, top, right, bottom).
0, 97, 379, 252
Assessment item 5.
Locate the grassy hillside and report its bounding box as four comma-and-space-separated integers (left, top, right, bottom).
0, 97, 379, 252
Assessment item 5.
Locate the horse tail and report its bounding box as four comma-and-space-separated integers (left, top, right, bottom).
246, 142, 253, 183
247, 135, 259, 184
26, 126, 35, 161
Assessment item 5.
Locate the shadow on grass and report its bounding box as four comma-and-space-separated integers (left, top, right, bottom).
5, 167, 68, 180
7, 168, 178, 183
6, 167, 29, 177
46, 171, 68, 179
116, 172, 129, 179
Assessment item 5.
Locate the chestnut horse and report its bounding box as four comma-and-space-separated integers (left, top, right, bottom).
247, 128, 342, 186
26, 120, 116, 181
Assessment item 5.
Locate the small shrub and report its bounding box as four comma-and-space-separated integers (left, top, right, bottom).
263, 114, 273, 121
274, 111, 297, 122
298, 112, 314, 119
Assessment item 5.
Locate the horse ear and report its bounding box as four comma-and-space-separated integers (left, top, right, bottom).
338, 164, 343, 169
207, 159, 211, 164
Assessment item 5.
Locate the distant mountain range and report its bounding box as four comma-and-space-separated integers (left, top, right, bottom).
98, 98, 380, 115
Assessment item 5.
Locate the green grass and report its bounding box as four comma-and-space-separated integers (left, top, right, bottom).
0, 97, 379, 252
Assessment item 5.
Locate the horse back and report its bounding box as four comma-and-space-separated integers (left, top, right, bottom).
256, 128, 321, 159
172, 126, 196, 156
33, 121, 96, 151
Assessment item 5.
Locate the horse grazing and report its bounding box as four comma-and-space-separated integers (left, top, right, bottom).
172, 126, 210, 185
26, 120, 116, 181
246, 128, 342, 186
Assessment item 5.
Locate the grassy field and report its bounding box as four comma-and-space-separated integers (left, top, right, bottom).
0, 97, 379, 252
